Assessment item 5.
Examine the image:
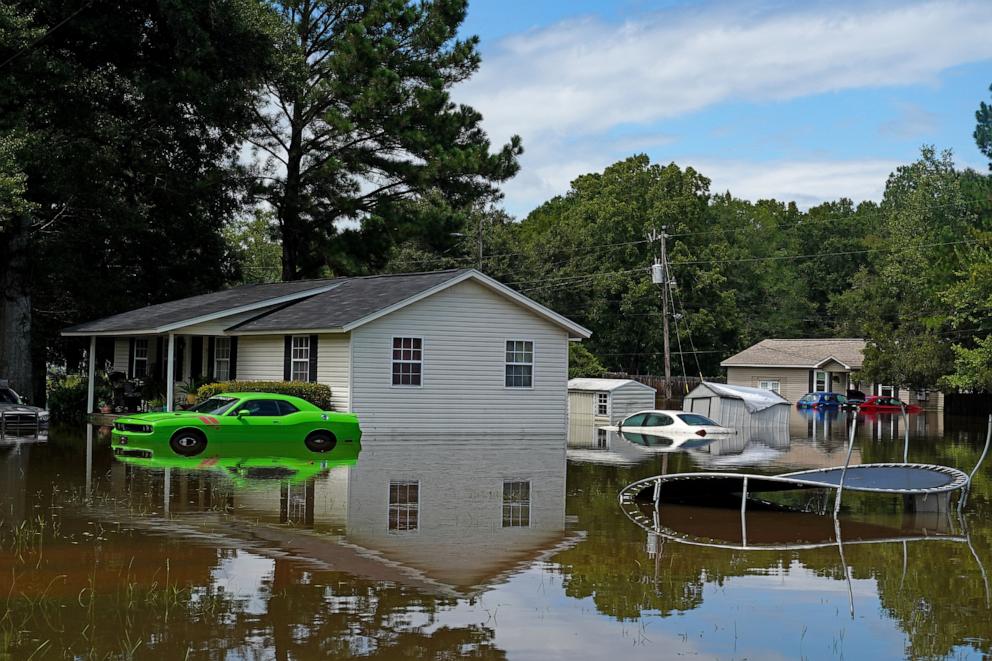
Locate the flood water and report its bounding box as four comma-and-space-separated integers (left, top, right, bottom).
1, 409, 990, 660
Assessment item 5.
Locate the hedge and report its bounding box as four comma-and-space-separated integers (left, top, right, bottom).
196, 381, 333, 410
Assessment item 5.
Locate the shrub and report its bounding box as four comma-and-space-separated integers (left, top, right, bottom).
47, 373, 110, 424
196, 380, 333, 410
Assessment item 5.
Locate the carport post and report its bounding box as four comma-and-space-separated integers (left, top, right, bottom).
86, 336, 96, 414
166, 333, 175, 412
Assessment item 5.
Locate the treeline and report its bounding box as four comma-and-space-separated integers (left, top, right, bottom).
385, 145, 992, 392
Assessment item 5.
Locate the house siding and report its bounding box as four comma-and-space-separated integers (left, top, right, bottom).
349, 279, 569, 435
725, 366, 809, 404
316, 333, 350, 411
235, 336, 284, 381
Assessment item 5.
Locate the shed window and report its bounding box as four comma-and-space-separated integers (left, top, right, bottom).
392, 337, 422, 386
291, 336, 311, 381
502, 480, 530, 528
132, 339, 148, 378
388, 481, 419, 532
214, 337, 231, 381
758, 380, 780, 394
596, 392, 609, 416
505, 340, 533, 388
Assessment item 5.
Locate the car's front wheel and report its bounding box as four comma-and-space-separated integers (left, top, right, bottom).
170, 428, 207, 457
305, 430, 337, 453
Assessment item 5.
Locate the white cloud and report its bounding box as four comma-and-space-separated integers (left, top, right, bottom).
457, 0, 992, 214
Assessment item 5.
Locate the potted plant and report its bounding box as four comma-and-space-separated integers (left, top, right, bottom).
147, 398, 164, 412
98, 399, 112, 414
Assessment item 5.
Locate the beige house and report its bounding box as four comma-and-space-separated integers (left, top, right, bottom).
721, 338, 943, 410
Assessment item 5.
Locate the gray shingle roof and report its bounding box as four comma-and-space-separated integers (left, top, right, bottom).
227, 270, 468, 332
720, 339, 866, 369
63, 279, 342, 333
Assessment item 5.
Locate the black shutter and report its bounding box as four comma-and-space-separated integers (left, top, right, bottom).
206, 337, 216, 380
174, 338, 184, 382
283, 336, 292, 381
191, 336, 203, 380
128, 338, 135, 378
156, 337, 165, 380
808, 370, 814, 393
309, 335, 318, 382
228, 337, 238, 380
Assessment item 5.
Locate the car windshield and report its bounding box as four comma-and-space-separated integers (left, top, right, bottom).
0, 388, 20, 404
677, 413, 718, 426
190, 397, 238, 415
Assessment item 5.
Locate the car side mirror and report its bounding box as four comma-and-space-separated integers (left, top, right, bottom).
237, 409, 249, 418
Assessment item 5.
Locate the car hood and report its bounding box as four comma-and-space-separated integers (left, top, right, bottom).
117, 411, 219, 424
0, 402, 46, 415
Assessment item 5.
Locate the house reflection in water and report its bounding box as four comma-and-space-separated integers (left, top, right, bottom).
107, 434, 573, 596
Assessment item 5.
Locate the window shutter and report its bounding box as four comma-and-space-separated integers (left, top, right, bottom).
229, 337, 238, 380
128, 338, 135, 378
191, 336, 203, 379
156, 337, 165, 380
206, 337, 215, 380
283, 336, 292, 381
808, 370, 814, 393
309, 335, 318, 382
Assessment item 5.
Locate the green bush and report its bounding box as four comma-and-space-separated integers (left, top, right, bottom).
47, 373, 111, 424
196, 380, 334, 410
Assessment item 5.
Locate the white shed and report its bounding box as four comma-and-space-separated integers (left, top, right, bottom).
683, 382, 790, 445
568, 378, 656, 425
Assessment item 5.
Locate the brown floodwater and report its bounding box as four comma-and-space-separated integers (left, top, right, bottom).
0, 408, 990, 659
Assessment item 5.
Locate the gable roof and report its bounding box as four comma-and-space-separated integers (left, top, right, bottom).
62, 280, 342, 335
720, 339, 866, 369
62, 269, 592, 339
568, 378, 656, 393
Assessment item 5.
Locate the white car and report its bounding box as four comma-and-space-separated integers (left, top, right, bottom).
617, 410, 735, 437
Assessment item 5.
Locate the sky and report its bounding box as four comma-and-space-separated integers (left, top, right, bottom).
453, 0, 992, 217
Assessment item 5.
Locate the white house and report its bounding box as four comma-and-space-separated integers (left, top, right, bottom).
567, 378, 656, 425
63, 269, 591, 435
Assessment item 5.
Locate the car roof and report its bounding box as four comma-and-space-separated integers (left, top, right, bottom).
626, 410, 693, 417
214, 392, 315, 408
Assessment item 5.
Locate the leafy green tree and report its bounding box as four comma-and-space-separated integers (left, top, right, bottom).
225, 211, 284, 285
977, 84, 992, 169
0, 0, 279, 399
252, 0, 522, 279
568, 343, 606, 379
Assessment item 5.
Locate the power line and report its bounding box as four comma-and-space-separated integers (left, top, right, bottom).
0, 1, 94, 70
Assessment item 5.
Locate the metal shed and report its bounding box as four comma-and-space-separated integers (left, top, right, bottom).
568, 378, 657, 425
683, 382, 790, 445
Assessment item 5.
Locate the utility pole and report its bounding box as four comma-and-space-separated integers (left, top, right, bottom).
650, 227, 672, 402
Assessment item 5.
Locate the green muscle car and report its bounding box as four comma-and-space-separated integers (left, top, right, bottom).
111, 392, 361, 457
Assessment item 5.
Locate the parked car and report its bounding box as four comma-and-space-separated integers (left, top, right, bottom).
0, 384, 49, 431
618, 410, 735, 437
796, 392, 853, 409
111, 392, 361, 457
858, 395, 921, 413
846, 389, 867, 405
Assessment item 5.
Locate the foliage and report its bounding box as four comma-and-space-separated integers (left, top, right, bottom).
225, 210, 283, 285
46, 373, 110, 424
252, 0, 522, 279
196, 380, 333, 410
977, 84, 992, 169
568, 343, 607, 379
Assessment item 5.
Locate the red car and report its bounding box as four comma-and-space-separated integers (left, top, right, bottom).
858, 395, 921, 413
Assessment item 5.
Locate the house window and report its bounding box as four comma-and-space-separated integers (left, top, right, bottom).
758, 380, 781, 394
502, 480, 531, 528
815, 371, 827, 392
596, 392, 609, 416
388, 481, 419, 532
214, 337, 231, 381
132, 339, 148, 378
879, 384, 895, 398
505, 340, 533, 388
391, 337, 422, 386
291, 336, 310, 381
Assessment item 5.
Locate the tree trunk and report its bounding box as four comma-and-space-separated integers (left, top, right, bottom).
0, 217, 33, 400
279, 101, 306, 281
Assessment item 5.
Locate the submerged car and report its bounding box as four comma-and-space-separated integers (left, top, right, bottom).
111, 392, 361, 457
796, 392, 853, 409
858, 395, 921, 413
618, 410, 735, 437
0, 384, 49, 431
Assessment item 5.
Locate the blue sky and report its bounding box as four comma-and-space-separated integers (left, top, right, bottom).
453, 0, 992, 216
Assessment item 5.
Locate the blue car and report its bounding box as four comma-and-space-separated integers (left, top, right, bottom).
796, 392, 850, 409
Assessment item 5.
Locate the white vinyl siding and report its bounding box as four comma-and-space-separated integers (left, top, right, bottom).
725, 366, 811, 405
316, 333, 351, 412
235, 336, 284, 381
214, 337, 231, 381
569, 380, 655, 425
350, 279, 569, 435
291, 335, 311, 381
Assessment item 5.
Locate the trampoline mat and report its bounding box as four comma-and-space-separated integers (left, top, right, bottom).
783, 464, 963, 491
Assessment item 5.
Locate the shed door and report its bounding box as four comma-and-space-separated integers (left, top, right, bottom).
689, 398, 711, 417
569, 392, 596, 420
